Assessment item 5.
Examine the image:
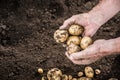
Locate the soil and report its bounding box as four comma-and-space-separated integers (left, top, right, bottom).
0, 0, 120, 80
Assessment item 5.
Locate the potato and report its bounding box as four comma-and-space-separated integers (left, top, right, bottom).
38, 68, 43, 74
62, 74, 68, 80
47, 68, 62, 80
85, 66, 94, 78
69, 24, 84, 36
78, 71, 84, 77
72, 78, 77, 80
54, 29, 69, 43
68, 75, 73, 80
108, 78, 118, 80
67, 36, 81, 45
67, 43, 81, 54
52, 76, 61, 80
80, 36, 92, 49
95, 69, 101, 74
41, 76, 47, 80
78, 77, 92, 80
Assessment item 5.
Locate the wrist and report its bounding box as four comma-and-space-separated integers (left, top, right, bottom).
88, 0, 120, 27
88, 10, 103, 27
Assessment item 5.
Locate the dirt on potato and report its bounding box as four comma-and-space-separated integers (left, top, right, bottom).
0, 0, 120, 80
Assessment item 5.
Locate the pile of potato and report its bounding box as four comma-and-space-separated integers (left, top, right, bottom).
54, 24, 92, 54
38, 66, 101, 80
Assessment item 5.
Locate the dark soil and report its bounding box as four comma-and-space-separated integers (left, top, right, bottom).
0, 0, 120, 80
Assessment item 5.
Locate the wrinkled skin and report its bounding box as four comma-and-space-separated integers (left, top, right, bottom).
65, 39, 113, 65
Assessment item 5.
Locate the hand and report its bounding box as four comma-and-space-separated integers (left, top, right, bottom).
65, 39, 114, 65
59, 13, 100, 37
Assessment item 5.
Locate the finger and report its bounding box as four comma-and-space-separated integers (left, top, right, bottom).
66, 47, 68, 51
84, 26, 96, 37
65, 52, 71, 60
70, 45, 97, 59
59, 18, 75, 29
84, 24, 99, 37
66, 51, 100, 65
71, 57, 99, 65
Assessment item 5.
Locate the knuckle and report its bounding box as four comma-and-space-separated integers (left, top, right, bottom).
71, 15, 75, 17
70, 58, 76, 62
83, 61, 91, 65
85, 62, 90, 65
72, 61, 78, 64
71, 15, 77, 18
64, 20, 68, 24
70, 55, 77, 60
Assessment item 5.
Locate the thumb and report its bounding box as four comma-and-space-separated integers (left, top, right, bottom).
83, 24, 100, 37
59, 18, 75, 29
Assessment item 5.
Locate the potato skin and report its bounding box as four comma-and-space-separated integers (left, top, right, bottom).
67, 43, 81, 54
95, 69, 101, 74
67, 36, 81, 45
78, 77, 92, 80
41, 76, 47, 80
72, 78, 77, 80
77, 71, 84, 77
69, 24, 84, 36
38, 68, 43, 74
68, 75, 73, 80
80, 36, 92, 49
85, 66, 94, 78
54, 29, 69, 43
47, 68, 62, 80
62, 74, 68, 80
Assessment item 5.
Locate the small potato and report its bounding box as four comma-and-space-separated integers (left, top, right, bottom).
69, 24, 84, 36
62, 74, 68, 80
108, 78, 118, 80
78, 77, 92, 80
38, 68, 43, 74
85, 66, 94, 78
72, 78, 77, 80
80, 36, 92, 49
95, 69, 101, 74
78, 71, 84, 77
67, 43, 81, 54
68, 75, 73, 80
41, 76, 47, 80
54, 29, 69, 43
47, 68, 62, 80
67, 36, 81, 45
52, 76, 61, 80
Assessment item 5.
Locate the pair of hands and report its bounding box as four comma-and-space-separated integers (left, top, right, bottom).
59, 13, 113, 65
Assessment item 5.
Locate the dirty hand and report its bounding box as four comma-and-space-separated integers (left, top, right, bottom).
65, 39, 115, 65
59, 13, 100, 37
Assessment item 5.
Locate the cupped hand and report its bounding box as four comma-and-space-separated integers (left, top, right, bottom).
59, 13, 100, 37
65, 39, 113, 65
